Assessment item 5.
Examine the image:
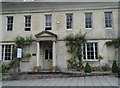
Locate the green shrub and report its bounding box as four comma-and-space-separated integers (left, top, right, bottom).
0, 64, 2, 73
84, 62, 92, 73
67, 57, 82, 71
112, 61, 118, 73
102, 66, 107, 71
101, 64, 110, 71
67, 57, 78, 71
2, 64, 9, 73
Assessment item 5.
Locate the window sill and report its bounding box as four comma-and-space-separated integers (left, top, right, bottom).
106, 28, 112, 30
25, 30, 31, 32
66, 29, 73, 30
2, 60, 11, 62
7, 30, 13, 32
85, 28, 92, 30
83, 59, 99, 62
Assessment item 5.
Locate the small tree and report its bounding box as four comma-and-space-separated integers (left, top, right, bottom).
84, 62, 92, 73
112, 61, 118, 73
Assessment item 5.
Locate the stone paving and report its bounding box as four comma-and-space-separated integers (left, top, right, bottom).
2, 75, 119, 87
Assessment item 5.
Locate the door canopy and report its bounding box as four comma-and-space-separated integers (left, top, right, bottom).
35, 30, 57, 41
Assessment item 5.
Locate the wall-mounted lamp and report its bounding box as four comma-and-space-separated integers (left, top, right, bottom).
57, 21, 60, 24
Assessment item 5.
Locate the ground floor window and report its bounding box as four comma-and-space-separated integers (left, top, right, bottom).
2, 45, 13, 61
83, 42, 98, 60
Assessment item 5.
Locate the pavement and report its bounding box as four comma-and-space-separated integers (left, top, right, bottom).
1, 75, 119, 88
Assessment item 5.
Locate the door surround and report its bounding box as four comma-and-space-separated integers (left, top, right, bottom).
35, 30, 57, 72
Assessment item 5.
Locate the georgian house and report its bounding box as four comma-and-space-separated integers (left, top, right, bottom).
0, 2, 119, 72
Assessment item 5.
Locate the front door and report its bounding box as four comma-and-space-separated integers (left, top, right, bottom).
43, 42, 52, 70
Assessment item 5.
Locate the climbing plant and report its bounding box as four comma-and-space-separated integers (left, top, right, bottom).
106, 38, 120, 58
106, 38, 120, 71
105, 38, 120, 48
15, 35, 33, 48
97, 54, 104, 66
14, 35, 33, 61
64, 32, 86, 71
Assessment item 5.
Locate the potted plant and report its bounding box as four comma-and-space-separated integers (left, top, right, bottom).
33, 66, 39, 72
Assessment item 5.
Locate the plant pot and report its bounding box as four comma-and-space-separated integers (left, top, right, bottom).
51, 66, 56, 72
34, 66, 39, 72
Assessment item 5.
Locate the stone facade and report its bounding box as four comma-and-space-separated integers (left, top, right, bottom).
0, 2, 119, 72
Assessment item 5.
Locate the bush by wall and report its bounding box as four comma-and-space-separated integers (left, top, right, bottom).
84, 62, 92, 73
2, 64, 9, 73
112, 61, 118, 73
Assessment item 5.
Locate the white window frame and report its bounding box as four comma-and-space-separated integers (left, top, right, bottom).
82, 42, 98, 61
104, 12, 113, 29
85, 12, 92, 29
24, 15, 31, 31
6, 16, 13, 31
2, 44, 13, 62
66, 13, 73, 30
45, 14, 52, 30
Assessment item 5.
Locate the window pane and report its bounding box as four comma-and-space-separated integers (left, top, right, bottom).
83, 43, 98, 60
105, 12, 112, 28
85, 13, 92, 28
66, 13, 73, 29
49, 49, 52, 60
2, 45, 4, 60
24, 15, 31, 31
3, 45, 12, 61
45, 15, 52, 30
45, 50, 48, 60
7, 16, 13, 31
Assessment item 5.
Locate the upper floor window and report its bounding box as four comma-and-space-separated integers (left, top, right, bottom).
2, 45, 13, 61
104, 12, 112, 28
6, 16, 13, 31
24, 15, 31, 31
66, 13, 73, 29
83, 43, 98, 60
45, 14, 52, 30
85, 13, 92, 29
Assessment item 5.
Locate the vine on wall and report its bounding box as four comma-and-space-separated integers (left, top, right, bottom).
14, 35, 33, 61
15, 35, 33, 48
64, 32, 86, 71
105, 38, 120, 48
105, 38, 119, 72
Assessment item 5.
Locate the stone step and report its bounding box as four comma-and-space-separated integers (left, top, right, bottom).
2, 71, 114, 80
